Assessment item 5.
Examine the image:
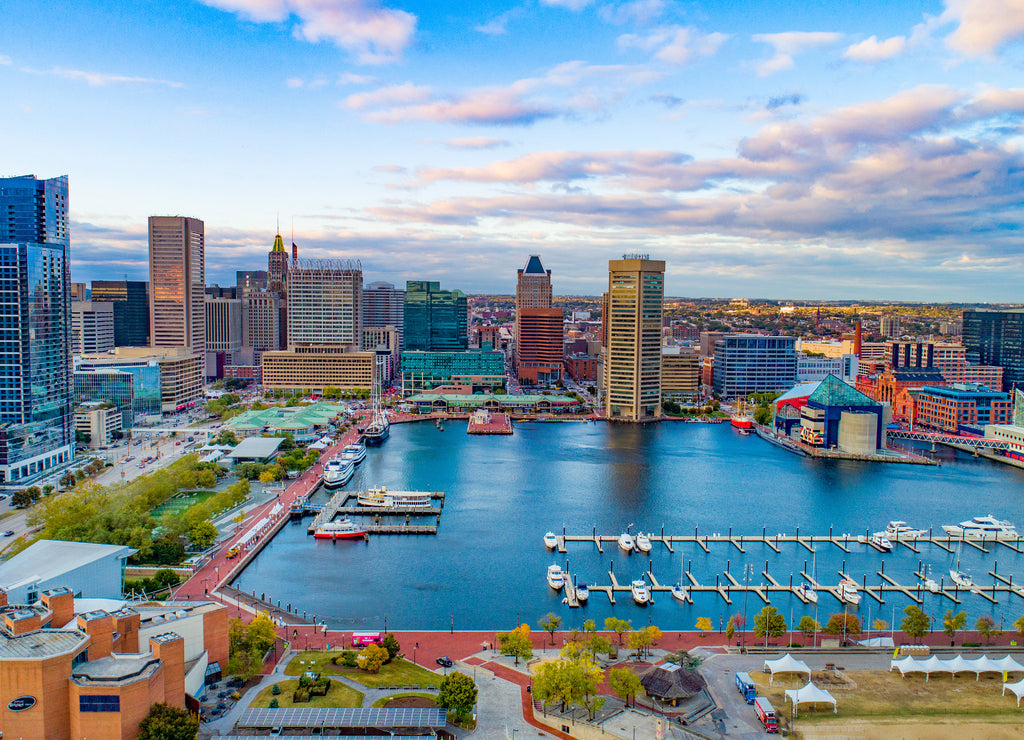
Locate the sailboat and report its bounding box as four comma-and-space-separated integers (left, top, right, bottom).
949, 539, 974, 589
364, 355, 390, 444
671, 557, 689, 602
796, 549, 818, 603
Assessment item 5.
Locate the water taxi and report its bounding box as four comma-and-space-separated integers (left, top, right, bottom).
356, 486, 432, 508
314, 517, 367, 540
322, 458, 354, 490
942, 514, 1019, 540
635, 532, 652, 553
543, 531, 558, 549
631, 579, 650, 605
547, 564, 566, 590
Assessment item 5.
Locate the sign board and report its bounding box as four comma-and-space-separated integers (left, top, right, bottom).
9, 695, 36, 711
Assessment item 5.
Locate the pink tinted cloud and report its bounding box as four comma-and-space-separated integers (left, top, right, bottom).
942, 0, 1024, 56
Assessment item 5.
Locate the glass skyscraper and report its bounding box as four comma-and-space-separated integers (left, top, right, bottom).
964, 309, 1024, 391
0, 175, 74, 485
402, 281, 468, 352
91, 280, 150, 346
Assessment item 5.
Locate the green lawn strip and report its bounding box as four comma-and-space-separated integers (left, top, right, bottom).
371, 692, 438, 708
249, 679, 363, 709
285, 653, 441, 688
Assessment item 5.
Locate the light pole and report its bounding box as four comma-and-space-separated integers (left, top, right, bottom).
741, 563, 753, 649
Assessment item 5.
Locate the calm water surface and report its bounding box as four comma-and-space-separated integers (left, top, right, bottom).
234, 421, 1024, 632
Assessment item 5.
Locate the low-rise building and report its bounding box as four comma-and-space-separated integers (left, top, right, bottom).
915, 384, 1013, 433
77, 347, 202, 415
0, 540, 136, 604
226, 402, 347, 441
75, 370, 136, 429
401, 349, 505, 395
74, 403, 122, 448
261, 345, 374, 393
797, 353, 858, 383
566, 353, 598, 382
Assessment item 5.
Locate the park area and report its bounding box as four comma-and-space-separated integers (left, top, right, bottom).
750, 669, 1024, 739
250, 679, 363, 708
285, 651, 442, 689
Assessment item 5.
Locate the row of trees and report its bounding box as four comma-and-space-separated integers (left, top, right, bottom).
499, 616, 664, 666
227, 614, 278, 681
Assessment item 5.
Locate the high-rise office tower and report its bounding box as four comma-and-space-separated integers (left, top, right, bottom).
880, 315, 901, 338
287, 259, 362, 347
963, 309, 1024, 390
149, 216, 205, 354
236, 269, 268, 297
403, 281, 468, 352
205, 298, 242, 353
242, 290, 281, 352
268, 232, 288, 292
0, 174, 74, 485
363, 281, 405, 344
71, 300, 115, 355
91, 280, 150, 346
602, 255, 665, 422
515, 256, 562, 384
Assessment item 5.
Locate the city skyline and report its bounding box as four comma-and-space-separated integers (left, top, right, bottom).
3, 1, 1024, 299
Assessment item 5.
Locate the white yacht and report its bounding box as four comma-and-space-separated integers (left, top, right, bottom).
943, 515, 1019, 540
875, 521, 927, 540
869, 534, 893, 552
547, 564, 566, 590
342, 443, 366, 464
617, 531, 635, 552
635, 532, 652, 553
356, 486, 432, 509
575, 582, 589, 603
795, 583, 818, 604
839, 578, 861, 605
671, 583, 689, 603
322, 458, 354, 489
543, 532, 558, 549
631, 578, 650, 605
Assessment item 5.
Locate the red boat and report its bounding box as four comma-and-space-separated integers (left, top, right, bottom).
313, 518, 367, 540
730, 413, 753, 429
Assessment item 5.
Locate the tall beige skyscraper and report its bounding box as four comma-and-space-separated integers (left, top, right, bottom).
149, 216, 205, 354
603, 255, 665, 422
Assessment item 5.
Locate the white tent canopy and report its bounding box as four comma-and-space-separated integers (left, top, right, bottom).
1003, 678, 1024, 707
892, 654, 1024, 682
764, 653, 812, 685
992, 656, 1024, 674
785, 682, 837, 717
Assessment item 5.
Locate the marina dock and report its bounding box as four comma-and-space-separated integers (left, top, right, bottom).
308, 488, 445, 534
467, 410, 513, 434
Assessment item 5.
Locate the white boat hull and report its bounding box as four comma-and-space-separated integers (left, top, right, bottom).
671, 586, 688, 603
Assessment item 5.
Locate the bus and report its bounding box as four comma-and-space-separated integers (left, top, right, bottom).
351, 631, 383, 647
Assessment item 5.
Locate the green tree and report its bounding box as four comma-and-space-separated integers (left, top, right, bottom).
976, 615, 999, 645
1015, 614, 1024, 640
943, 610, 967, 645
196, 469, 217, 488
901, 605, 930, 640
608, 667, 642, 708
497, 624, 533, 665
358, 643, 389, 673
215, 429, 239, 446
586, 633, 612, 657
797, 616, 821, 642
627, 626, 662, 659
228, 614, 278, 681
381, 632, 401, 662
137, 702, 199, 740
188, 521, 218, 550
437, 670, 478, 722
754, 606, 786, 641
539, 612, 562, 645
604, 616, 632, 646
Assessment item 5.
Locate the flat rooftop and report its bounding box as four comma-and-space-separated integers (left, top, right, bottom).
0, 539, 136, 591
72, 653, 161, 685
0, 628, 89, 659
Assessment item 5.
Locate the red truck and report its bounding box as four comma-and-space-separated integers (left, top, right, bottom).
754, 696, 778, 733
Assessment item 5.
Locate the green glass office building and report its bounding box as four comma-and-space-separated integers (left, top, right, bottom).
403, 281, 468, 351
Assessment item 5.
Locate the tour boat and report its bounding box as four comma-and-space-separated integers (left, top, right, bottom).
671, 584, 688, 603
795, 583, 818, 604
631, 579, 650, 605
356, 486, 432, 509
874, 521, 927, 541
942, 514, 1019, 540
839, 578, 861, 605
617, 531, 635, 552
314, 517, 367, 540
342, 443, 366, 464
322, 458, 355, 489
575, 582, 589, 603
543, 532, 558, 549
547, 564, 566, 590
635, 532, 652, 553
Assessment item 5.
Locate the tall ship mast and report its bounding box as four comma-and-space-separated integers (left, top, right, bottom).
363, 354, 390, 444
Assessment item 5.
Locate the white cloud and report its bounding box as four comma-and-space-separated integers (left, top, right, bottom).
752, 31, 843, 76
43, 67, 185, 87
286, 77, 305, 88
199, 0, 417, 64
942, 0, 1024, 56
618, 25, 728, 64
599, 0, 667, 25
843, 35, 908, 62
343, 81, 433, 110
0, 54, 11, 66
539, 0, 594, 9
444, 137, 512, 150
338, 72, 376, 85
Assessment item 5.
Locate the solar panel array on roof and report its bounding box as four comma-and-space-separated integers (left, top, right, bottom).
237, 707, 447, 729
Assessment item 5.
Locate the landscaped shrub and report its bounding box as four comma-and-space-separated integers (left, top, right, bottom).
271, 684, 281, 695
292, 688, 310, 703
341, 651, 358, 667
269, 698, 279, 708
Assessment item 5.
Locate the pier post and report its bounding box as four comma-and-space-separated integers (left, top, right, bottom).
763, 526, 766, 541
727, 559, 730, 573
830, 525, 833, 539
994, 560, 998, 574
729, 526, 732, 540
796, 526, 799, 540
880, 560, 884, 574
688, 559, 692, 573
803, 559, 807, 573
610, 560, 614, 573
694, 525, 698, 539
842, 559, 846, 576
662, 524, 664, 539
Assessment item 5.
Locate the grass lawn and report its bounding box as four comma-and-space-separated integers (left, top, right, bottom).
249, 679, 363, 709
285, 653, 442, 689
371, 692, 438, 708
751, 670, 1024, 725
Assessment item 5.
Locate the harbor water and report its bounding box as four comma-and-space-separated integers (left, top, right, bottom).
233, 421, 1024, 633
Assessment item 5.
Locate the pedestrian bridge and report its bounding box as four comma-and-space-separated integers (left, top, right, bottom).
129, 428, 214, 436
886, 429, 1021, 451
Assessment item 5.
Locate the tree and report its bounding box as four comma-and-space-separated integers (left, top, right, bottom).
754, 606, 786, 641
258, 470, 277, 484
695, 617, 713, 638
1015, 614, 1024, 640
539, 612, 562, 645
725, 616, 735, 641
137, 702, 199, 740
609, 667, 642, 708
797, 616, 821, 642
438, 670, 478, 722
381, 632, 401, 662
586, 633, 612, 657
228, 614, 278, 681
498, 624, 533, 665
976, 615, 998, 645
943, 610, 967, 645
823, 613, 862, 639
188, 521, 218, 550
358, 643, 389, 673
605, 616, 632, 646
901, 605, 930, 640
215, 429, 239, 446
872, 619, 888, 632
196, 469, 217, 488
627, 625, 662, 659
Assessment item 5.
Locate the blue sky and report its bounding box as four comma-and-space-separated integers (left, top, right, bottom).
3, 0, 1024, 299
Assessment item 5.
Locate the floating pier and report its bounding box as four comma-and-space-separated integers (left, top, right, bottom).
309, 488, 444, 534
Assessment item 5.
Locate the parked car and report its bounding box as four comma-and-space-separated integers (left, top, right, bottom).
436, 656, 453, 668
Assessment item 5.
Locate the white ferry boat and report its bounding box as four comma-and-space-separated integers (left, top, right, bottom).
547, 564, 566, 590
635, 532, 652, 553
314, 517, 367, 540
631, 579, 650, 605
575, 582, 589, 603
795, 583, 818, 604
342, 443, 366, 464
617, 531, 635, 552
543, 531, 558, 549
356, 486, 432, 509
874, 521, 927, 540
839, 578, 861, 605
322, 458, 355, 489
942, 515, 1019, 540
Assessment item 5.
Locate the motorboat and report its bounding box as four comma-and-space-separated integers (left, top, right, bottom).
942, 514, 1019, 540
923, 578, 940, 593
617, 531, 635, 552
671, 583, 688, 603
795, 583, 818, 604
356, 486, 432, 509
547, 564, 566, 590
635, 532, 652, 553
875, 521, 927, 540
575, 582, 589, 603
839, 578, 861, 605
341, 443, 366, 464
314, 517, 367, 540
543, 532, 558, 549
631, 579, 650, 605
869, 534, 893, 552
322, 458, 355, 489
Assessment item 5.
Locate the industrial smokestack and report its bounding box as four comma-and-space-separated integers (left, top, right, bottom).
854, 320, 862, 357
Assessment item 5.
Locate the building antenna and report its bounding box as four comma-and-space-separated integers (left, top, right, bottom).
277, 212, 280, 235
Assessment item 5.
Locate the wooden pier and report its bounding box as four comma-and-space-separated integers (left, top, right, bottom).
309, 488, 444, 534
